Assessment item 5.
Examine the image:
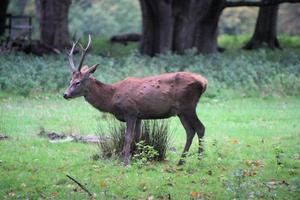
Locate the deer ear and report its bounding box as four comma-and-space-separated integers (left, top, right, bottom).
88, 64, 99, 74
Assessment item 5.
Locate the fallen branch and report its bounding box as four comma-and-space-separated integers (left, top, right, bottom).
110, 33, 140, 45
66, 174, 93, 197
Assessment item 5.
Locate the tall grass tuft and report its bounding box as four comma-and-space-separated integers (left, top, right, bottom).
97, 119, 126, 159
97, 119, 171, 161
140, 120, 170, 161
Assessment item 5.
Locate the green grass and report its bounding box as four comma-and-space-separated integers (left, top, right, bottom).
0, 35, 300, 199
1, 95, 300, 199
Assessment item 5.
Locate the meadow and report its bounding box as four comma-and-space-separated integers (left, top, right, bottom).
0, 36, 300, 199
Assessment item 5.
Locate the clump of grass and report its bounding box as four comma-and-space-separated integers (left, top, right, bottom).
97, 119, 126, 159
140, 120, 170, 161
97, 119, 171, 162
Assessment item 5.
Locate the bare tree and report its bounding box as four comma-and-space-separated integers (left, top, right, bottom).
40, 0, 71, 50
138, 0, 300, 56
0, 0, 9, 36
139, 0, 225, 56
17, 0, 29, 15
35, 0, 41, 22
244, 5, 280, 49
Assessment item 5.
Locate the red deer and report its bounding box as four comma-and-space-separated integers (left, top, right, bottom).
63, 35, 208, 166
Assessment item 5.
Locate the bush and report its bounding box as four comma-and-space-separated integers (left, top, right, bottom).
1, 36, 300, 97
97, 119, 126, 159
139, 120, 170, 161
97, 119, 171, 162
133, 141, 159, 166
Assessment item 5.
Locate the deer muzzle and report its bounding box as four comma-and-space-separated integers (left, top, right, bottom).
63, 92, 71, 99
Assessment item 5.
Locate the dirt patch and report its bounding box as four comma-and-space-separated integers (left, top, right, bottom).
45, 132, 67, 140
0, 134, 10, 141
38, 128, 109, 144
71, 134, 103, 143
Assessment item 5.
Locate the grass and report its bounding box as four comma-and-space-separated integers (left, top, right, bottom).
0, 34, 299, 199
1, 94, 300, 199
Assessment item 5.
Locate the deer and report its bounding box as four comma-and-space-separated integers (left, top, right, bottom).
63, 35, 208, 166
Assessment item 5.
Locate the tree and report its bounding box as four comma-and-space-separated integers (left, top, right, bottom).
17, 0, 29, 15
278, 3, 300, 35
139, 0, 225, 56
0, 0, 9, 36
244, 5, 280, 49
40, 0, 71, 50
138, 0, 300, 56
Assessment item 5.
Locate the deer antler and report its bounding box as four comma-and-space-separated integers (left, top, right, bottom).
78, 34, 91, 71
68, 40, 79, 72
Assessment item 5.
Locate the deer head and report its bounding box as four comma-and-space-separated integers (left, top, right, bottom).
63, 35, 99, 99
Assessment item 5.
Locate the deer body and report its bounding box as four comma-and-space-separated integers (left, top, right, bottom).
84, 72, 207, 121
64, 36, 208, 166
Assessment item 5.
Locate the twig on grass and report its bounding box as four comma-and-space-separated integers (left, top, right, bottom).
66, 174, 93, 197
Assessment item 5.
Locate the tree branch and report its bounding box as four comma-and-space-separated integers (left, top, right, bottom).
66, 174, 93, 197
225, 0, 300, 7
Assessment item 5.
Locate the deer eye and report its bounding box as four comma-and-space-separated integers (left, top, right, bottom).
75, 81, 81, 86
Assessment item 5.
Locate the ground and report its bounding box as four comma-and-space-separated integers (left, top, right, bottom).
0, 95, 299, 199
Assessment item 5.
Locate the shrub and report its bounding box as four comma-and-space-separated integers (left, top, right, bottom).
97, 119, 171, 162
97, 119, 126, 159
139, 120, 170, 161
132, 140, 159, 166
1, 36, 300, 97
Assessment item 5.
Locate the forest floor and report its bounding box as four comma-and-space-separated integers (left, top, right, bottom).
0, 95, 299, 199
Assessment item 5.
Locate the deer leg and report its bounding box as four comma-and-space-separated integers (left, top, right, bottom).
123, 117, 137, 166
134, 119, 142, 143
189, 111, 205, 158
178, 114, 196, 165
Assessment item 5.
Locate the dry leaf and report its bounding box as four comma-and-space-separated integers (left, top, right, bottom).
100, 180, 108, 188
248, 170, 256, 176
52, 192, 59, 197
245, 160, 251, 166
190, 191, 199, 199
253, 160, 264, 167
191, 191, 205, 199
231, 139, 239, 144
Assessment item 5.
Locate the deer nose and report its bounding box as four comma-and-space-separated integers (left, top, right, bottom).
63, 93, 69, 99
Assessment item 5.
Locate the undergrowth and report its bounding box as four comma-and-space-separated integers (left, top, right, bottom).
97, 119, 171, 163
0, 35, 299, 97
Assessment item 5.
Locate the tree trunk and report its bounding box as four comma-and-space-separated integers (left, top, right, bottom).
18, 0, 29, 15
0, 0, 9, 36
35, 0, 41, 22
243, 5, 280, 49
40, 0, 71, 50
139, 0, 224, 56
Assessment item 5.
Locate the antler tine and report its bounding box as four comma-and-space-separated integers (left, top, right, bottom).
77, 34, 91, 71
68, 40, 79, 72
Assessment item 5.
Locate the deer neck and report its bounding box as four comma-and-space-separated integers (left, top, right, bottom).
84, 77, 115, 113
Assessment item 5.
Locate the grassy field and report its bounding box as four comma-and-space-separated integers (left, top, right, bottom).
0, 35, 299, 199
1, 95, 300, 199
